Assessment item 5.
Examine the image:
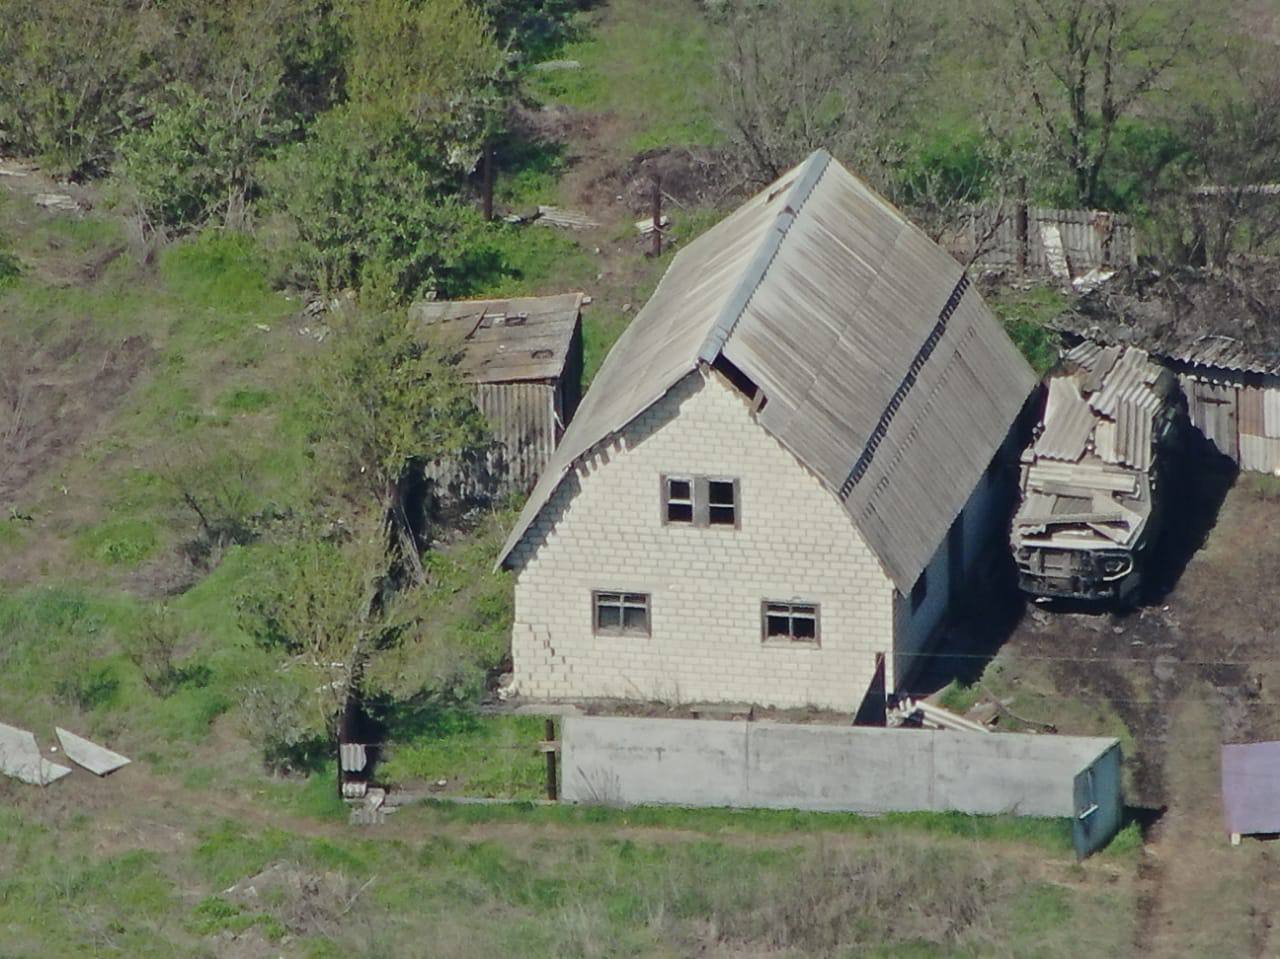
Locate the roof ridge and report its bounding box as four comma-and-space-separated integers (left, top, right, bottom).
696, 149, 832, 364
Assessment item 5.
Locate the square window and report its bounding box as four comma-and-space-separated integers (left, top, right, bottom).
594, 591, 650, 636
664, 476, 694, 523
762, 601, 820, 644
708, 479, 737, 526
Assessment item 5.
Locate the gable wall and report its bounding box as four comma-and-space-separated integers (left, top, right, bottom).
507, 371, 895, 710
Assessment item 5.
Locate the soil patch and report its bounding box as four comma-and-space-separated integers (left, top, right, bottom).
0, 329, 152, 504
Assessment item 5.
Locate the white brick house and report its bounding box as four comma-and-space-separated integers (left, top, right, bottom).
498, 151, 1037, 712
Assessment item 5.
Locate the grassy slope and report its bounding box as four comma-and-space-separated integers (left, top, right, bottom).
3, 0, 1229, 953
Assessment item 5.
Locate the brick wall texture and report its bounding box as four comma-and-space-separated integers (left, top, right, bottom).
506, 370, 896, 710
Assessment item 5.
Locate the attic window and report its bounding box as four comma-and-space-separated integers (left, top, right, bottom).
664, 476, 694, 523
708, 480, 737, 525
530, 348, 554, 359
763, 601, 819, 644
662, 476, 739, 528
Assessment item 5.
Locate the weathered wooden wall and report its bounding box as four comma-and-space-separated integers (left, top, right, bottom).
968, 207, 1137, 275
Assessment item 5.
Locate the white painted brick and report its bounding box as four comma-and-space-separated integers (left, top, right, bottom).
509, 372, 897, 710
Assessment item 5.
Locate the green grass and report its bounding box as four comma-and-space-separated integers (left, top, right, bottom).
937, 679, 981, 714
381, 713, 546, 796
528, 0, 721, 152
989, 284, 1070, 375
76, 517, 160, 566
468, 223, 598, 298
0, 800, 1128, 957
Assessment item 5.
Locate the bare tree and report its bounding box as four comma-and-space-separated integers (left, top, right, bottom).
1177, 64, 1280, 268
715, 0, 934, 186
997, 0, 1193, 209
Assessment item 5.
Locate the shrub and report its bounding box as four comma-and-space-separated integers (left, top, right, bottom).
120, 606, 183, 697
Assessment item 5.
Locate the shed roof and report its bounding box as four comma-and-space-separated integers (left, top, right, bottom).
1222, 741, 1280, 836
411, 292, 583, 383
498, 151, 1037, 592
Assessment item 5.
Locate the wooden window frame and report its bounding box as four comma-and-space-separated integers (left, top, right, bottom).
660, 474, 740, 529
592, 590, 651, 637
761, 600, 821, 646
661, 475, 694, 524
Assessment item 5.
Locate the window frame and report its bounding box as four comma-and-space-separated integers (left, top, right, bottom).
592, 589, 651, 637
660, 474, 740, 529
661, 475, 695, 525
760, 600, 821, 646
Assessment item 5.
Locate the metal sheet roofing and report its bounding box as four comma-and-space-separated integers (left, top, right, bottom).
497, 150, 1037, 592
1222, 741, 1280, 836
412, 292, 583, 383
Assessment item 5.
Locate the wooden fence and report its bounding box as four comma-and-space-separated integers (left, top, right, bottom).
963, 206, 1137, 277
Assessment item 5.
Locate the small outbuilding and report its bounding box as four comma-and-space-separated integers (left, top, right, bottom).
1056, 267, 1280, 473
413, 292, 585, 493
1221, 741, 1280, 844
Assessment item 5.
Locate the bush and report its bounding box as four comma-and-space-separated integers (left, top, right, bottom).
117, 84, 247, 229
266, 107, 505, 300
120, 606, 183, 697
0, 0, 162, 174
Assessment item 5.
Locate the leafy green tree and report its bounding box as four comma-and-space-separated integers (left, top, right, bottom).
117, 1, 343, 229
265, 107, 501, 297
312, 303, 489, 581
0, 0, 162, 175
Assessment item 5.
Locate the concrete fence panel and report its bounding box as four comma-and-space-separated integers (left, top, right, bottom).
561, 716, 1122, 856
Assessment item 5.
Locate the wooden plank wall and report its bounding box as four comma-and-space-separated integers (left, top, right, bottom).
968, 207, 1137, 275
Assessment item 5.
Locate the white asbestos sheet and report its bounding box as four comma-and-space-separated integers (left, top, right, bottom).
55, 727, 130, 776
0, 722, 71, 786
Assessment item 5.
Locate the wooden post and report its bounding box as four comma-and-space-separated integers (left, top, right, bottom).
650, 175, 663, 258
544, 718, 558, 801
1016, 179, 1029, 276
481, 146, 495, 222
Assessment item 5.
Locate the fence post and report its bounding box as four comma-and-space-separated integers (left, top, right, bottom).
481, 146, 495, 222
545, 717, 558, 801
1016, 179, 1029, 276
650, 175, 663, 258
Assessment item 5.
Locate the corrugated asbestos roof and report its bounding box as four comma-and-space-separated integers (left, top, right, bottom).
497, 151, 1037, 592
412, 292, 583, 383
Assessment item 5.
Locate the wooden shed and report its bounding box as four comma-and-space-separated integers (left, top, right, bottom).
413, 292, 585, 493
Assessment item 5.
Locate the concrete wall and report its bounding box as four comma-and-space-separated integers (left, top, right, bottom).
508, 370, 895, 710
1073, 742, 1124, 857
562, 716, 1122, 842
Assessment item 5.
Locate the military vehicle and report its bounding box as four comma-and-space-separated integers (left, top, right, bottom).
1011, 343, 1183, 602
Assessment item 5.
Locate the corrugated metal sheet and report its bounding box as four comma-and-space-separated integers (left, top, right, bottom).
1240, 434, 1280, 474
499, 150, 1037, 593
1240, 386, 1265, 438
1035, 377, 1094, 461
1265, 388, 1280, 439
474, 382, 558, 493
1181, 376, 1239, 462
412, 293, 582, 383
1222, 742, 1280, 836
